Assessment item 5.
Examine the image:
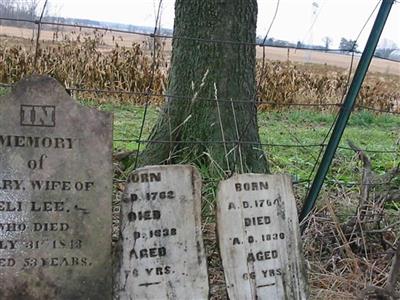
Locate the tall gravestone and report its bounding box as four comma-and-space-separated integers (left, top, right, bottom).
217, 174, 308, 300
0, 76, 113, 299
117, 165, 209, 300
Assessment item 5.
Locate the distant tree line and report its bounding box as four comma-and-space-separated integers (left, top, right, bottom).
1, 0, 398, 62
257, 35, 399, 61
0, 0, 39, 23
0, 0, 172, 36
41, 16, 173, 36
374, 38, 399, 60
256, 37, 332, 51
339, 38, 358, 52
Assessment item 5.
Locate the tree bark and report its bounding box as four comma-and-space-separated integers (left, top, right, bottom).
139, 0, 268, 174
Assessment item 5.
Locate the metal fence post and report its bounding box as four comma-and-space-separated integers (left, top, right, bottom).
300, 0, 395, 223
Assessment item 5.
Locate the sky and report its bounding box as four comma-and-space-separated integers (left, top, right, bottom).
41, 0, 400, 50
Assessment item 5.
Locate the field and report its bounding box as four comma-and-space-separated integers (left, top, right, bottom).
1, 24, 400, 114
1, 23, 400, 299
1, 24, 400, 75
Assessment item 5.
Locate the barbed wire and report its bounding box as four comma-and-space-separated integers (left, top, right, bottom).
302, 0, 396, 202
258, 0, 281, 95
132, 0, 163, 169
112, 138, 399, 154
33, 0, 47, 70
200, 176, 399, 188
1, 16, 400, 63
1, 10, 399, 160
2, 3, 399, 285
1, 13, 399, 116
1, 83, 399, 115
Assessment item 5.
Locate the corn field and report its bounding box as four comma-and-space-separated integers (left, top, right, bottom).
1, 31, 399, 111
1, 29, 400, 300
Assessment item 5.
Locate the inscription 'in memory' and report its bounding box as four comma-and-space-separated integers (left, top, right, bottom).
20, 105, 56, 127
0, 76, 112, 299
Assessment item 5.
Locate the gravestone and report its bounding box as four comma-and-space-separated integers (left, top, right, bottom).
0, 76, 113, 299
217, 174, 308, 300
117, 165, 209, 300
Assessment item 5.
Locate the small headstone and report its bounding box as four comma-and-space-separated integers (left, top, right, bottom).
0, 76, 113, 299
217, 174, 308, 300
117, 165, 209, 300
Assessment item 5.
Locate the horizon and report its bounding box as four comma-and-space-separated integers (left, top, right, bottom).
43, 0, 400, 50
1, 0, 399, 51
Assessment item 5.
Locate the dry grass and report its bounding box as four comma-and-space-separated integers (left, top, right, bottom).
0, 24, 171, 50
1, 28, 399, 112
0, 30, 167, 104
1, 25, 398, 75
256, 60, 400, 112
110, 144, 400, 300
301, 143, 400, 299
200, 167, 400, 299
2, 25, 400, 299
303, 200, 399, 299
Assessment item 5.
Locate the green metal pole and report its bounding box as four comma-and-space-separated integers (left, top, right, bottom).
299, 0, 394, 222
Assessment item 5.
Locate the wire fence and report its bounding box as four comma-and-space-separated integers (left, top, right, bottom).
0, 4, 399, 175
0, 5, 398, 165
1, 2, 400, 296
0, 84, 398, 114
0, 15, 399, 63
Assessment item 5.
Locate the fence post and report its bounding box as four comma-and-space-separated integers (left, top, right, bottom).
33, 0, 48, 70
299, 0, 395, 223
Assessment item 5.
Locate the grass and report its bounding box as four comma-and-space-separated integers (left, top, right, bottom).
2, 89, 397, 203
1, 90, 398, 298
1, 33, 399, 112
4, 86, 396, 178
259, 110, 399, 185
2, 26, 399, 299
79, 99, 159, 151
90, 101, 398, 298
0, 87, 10, 96
84, 99, 398, 193
81, 99, 399, 228
87, 100, 398, 220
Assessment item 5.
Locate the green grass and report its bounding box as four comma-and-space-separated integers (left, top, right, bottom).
2, 90, 397, 194
80, 100, 159, 151
82, 101, 398, 199
0, 87, 10, 96
1, 89, 397, 185
1, 92, 397, 215
259, 110, 400, 186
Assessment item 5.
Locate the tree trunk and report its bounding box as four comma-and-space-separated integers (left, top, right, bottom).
139, 0, 268, 174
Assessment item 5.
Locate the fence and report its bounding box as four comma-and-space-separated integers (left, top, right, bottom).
1, 1, 400, 298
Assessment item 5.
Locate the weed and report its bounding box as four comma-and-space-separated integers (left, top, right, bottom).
1, 32, 399, 112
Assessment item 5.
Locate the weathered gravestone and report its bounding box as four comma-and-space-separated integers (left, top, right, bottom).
117, 165, 209, 300
217, 174, 308, 300
0, 76, 113, 299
